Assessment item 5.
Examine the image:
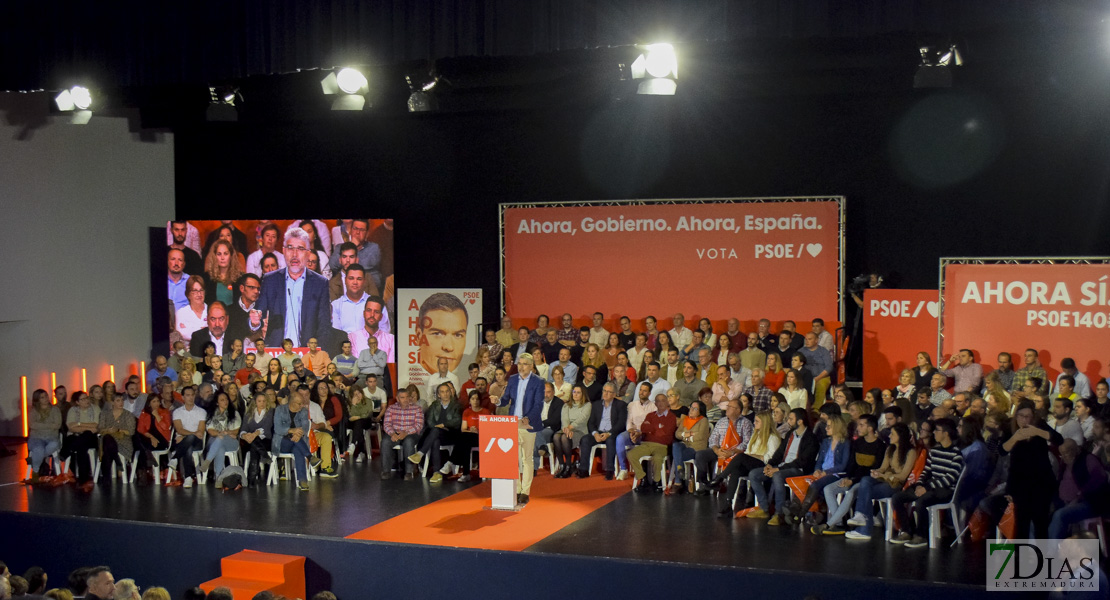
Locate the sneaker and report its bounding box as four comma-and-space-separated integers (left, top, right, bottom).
904, 535, 928, 548
439, 461, 455, 475
347, 443, 356, 455
320, 467, 338, 479
380, 470, 393, 480
355, 454, 365, 464
199, 459, 213, 473
615, 469, 628, 481
183, 477, 194, 489
746, 508, 770, 519
407, 451, 424, 465
811, 524, 828, 535
309, 456, 323, 470
695, 484, 710, 496
430, 472, 443, 483
823, 525, 846, 535
767, 515, 783, 526
845, 530, 871, 540
891, 532, 913, 545
298, 481, 309, 491
278, 464, 288, 481
846, 512, 867, 527
458, 474, 471, 483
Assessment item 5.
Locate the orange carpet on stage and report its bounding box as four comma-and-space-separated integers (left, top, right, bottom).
345, 473, 629, 552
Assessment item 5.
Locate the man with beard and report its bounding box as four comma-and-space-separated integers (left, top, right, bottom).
169, 220, 204, 276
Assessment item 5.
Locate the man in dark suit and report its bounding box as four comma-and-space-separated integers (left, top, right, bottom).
747, 407, 819, 524
190, 301, 230, 358
578, 382, 628, 480
249, 227, 333, 351
225, 273, 262, 347
507, 326, 538, 362
495, 353, 545, 505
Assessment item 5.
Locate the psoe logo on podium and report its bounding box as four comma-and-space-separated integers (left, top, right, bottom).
478, 415, 520, 480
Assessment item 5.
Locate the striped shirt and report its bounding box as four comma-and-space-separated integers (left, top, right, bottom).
707, 416, 753, 453
920, 443, 964, 490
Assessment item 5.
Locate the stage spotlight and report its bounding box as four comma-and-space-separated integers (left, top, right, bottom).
405, 73, 442, 112
630, 43, 678, 95
914, 44, 963, 89
207, 85, 240, 122
321, 67, 370, 111
54, 85, 94, 124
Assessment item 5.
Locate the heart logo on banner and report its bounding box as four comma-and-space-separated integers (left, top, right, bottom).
468, 299, 476, 305
926, 301, 940, 318
806, 243, 823, 258
497, 438, 514, 452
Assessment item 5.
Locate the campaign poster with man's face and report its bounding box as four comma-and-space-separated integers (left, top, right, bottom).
398, 289, 482, 391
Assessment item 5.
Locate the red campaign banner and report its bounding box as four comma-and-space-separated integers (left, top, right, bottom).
942, 263, 1110, 385
502, 200, 841, 322
862, 289, 939, 388
478, 415, 520, 480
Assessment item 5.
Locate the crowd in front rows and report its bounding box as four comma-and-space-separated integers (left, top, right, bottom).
0, 561, 337, 600
21, 311, 1110, 551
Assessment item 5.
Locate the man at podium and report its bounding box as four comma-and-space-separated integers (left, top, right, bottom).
493, 353, 545, 505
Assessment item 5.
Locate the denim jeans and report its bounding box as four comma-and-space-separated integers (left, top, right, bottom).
279, 436, 311, 481
749, 467, 805, 514
823, 479, 859, 526
854, 476, 897, 535
28, 436, 60, 472
534, 427, 555, 468
205, 435, 240, 477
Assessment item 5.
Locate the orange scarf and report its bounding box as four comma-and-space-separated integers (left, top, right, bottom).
718, 418, 740, 470
682, 415, 703, 431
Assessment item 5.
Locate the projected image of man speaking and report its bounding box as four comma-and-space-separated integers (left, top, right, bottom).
417, 292, 469, 374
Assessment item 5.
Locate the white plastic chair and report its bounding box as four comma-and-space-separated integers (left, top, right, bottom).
928, 469, 968, 549
93, 450, 137, 484
631, 454, 670, 487
420, 444, 456, 478
586, 444, 618, 475
267, 453, 315, 485
875, 498, 895, 542
24, 436, 63, 480
167, 431, 207, 484
539, 442, 557, 474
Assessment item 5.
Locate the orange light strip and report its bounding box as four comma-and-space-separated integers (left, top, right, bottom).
82, 368, 87, 392
139, 361, 146, 393
50, 372, 56, 399
109, 364, 115, 385
20, 376, 28, 437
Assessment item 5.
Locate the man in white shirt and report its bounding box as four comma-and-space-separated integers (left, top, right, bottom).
588, 312, 610, 347
642, 362, 671, 402
627, 333, 648, 374
330, 264, 369, 332
425, 357, 460, 409
614, 383, 655, 480
811, 318, 835, 356
171, 386, 207, 488
668, 313, 693, 349
121, 379, 144, 418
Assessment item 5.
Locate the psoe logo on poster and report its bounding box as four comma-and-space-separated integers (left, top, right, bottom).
987, 538, 1100, 592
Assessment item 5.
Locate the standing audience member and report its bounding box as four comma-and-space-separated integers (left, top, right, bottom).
1002, 402, 1064, 539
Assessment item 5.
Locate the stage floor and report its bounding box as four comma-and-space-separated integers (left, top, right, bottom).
0, 439, 985, 589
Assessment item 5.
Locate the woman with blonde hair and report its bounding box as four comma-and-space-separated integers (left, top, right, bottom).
203, 239, 244, 306
581, 343, 608, 382
176, 358, 202, 390
714, 410, 781, 516
475, 346, 496, 383
763, 353, 785, 391
984, 371, 1012, 416
895, 368, 916, 400
140, 588, 171, 600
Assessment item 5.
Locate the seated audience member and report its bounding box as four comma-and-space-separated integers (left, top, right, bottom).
738, 333, 767, 373
355, 335, 388, 386
61, 391, 100, 490
407, 383, 462, 483
548, 347, 579, 385
762, 353, 786, 392
890, 418, 964, 547
681, 329, 711, 364
509, 327, 538, 362
612, 383, 655, 479
610, 364, 636, 403
553, 384, 592, 478
816, 414, 887, 534
666, 388, 690, 418
289, 358, 317, 387
27, 389, 62, 479
450, 390, 491, 482
576, 383, 626, 479
781, 415, 850, 523
170, 386, 207, 489
749, 408, 819, 524
380, 389, 423, 480
798, 332, 833, 406
713, 410, 781, 517
1056, 358, 1092, 400
744, 368, 774, 413
627, 333, 649, 374
1075, 397, 1097, 442
772, 402, 791, 437
301, 337, 330, 379
97, 393, 137, 485
332, 340, 360, 381
1049, 397, 1086, 446
201, 391, 241, 479
146, 355, 178, 392
424, 357, 460, 409
709, 365, 743, 423
927, 372, 952, 406
540, 330, 562, 364
533, 382, 565, 468
308, 382, 342, 478
273, 389, 315, 490
913, 388, 934, 424
778, 368, 809, 411
913, 351, 939, 393
672, 360, 706, 408
616, 315, 638, 349
532, 349, 550, 381
580, 365, 603, 402
549, 365, 572, 402
1003, 402, 1064, 539
458, 363, 481, 399
479, 329, 503, 370
1048, 439, 1110, 539
670, 399, 710, 491
488, 367, 509, 413
694, 398, 753, 494
660, 348, 682, 385
845, 423, 918, 539
628, 393, 680, 492
938, 348, 984, 394
240, 391, 274, 484
136, 394, 173, 478
1092, 379, 1110, 418
345, 385, 375, 463
581, 342, 609, 383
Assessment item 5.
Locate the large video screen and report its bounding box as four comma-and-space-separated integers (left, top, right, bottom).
164, 219, 394, 363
